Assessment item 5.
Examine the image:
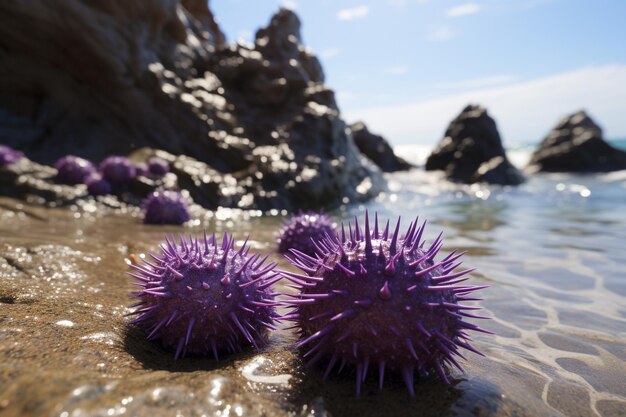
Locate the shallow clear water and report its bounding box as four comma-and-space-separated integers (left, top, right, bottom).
382, 147, 626, 415
0, 147, 625, 416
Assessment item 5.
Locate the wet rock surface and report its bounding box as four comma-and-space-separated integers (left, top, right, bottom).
0, 143, 382, 212
0, 2, 381, 211
425, 105, 524, 185
349, 122, 413, 172
527, 110, 626, 173
0, 158, 86, 206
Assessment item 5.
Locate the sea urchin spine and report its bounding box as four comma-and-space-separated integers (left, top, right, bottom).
280, 212, 490, 396
128, 232, 281, 359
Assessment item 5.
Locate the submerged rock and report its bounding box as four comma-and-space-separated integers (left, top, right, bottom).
527, 110, 626, 173
0, 2, 381, 211
425, 105, 524, 185
348, 122, 412, 172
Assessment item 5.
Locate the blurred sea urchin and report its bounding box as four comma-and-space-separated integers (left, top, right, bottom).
277, 211, 337, 257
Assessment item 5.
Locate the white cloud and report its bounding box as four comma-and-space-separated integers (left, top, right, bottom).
345, 65, 626, 145
337, 5, 369, 21
436, 74, 517, 89
428, 25, 454, 41
319, 47, 340, 59
282, 0, 297, 10
445, 3, 482, 17
387, 65, 409, 75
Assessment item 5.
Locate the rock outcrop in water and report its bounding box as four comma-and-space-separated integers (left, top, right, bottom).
348, 122, 412, 172
0, 1, 381, 210
527, 110, 626, 173
425, 105, 524, 185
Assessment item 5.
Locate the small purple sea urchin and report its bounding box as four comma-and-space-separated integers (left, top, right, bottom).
148, 157, 170, 176
85, 173, 112, 196
0, 145, 23, 166
99, 155, 137, 184
128, 232, 280, 359
141, 190, 191, 225
135, 163, 149, 177
54, 155, 95, 184
277, 212, 337, 257
280, 212, 489, 396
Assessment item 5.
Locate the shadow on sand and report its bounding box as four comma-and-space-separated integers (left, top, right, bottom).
287, 361, 508, 417
122, 325, 252, 373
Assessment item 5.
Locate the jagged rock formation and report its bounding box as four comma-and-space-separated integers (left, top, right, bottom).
527, 110, 626, 173
425, 105, 524, 185
0, 1, 381, 210
348, 122, 412, 172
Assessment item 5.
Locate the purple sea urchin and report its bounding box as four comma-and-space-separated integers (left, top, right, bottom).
85, 173, 112, 196
141, 190, 191, 225
135, 163, 149, 177
54, 155, 95, 184
99, 156, 137, 184
0, 145, 23, 166
281, 212, 489, 396
128, 232, 280, 359
277, 212, 337, 257
148, 157, 170, 176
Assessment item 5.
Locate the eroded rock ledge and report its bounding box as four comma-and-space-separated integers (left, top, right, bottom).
0, 1, 381, 211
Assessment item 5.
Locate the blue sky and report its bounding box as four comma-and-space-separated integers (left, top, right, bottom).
212, 0, 626, 145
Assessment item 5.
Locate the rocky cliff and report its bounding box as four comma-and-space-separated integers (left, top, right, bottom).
0, 0, 381, 210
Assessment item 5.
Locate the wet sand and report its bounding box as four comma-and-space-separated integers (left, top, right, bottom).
1, 184, 625, 416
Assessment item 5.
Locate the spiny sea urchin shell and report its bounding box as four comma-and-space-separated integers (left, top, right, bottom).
99, 155, 137, 184
280, 212, 489, 396
135, 163, 149, 177
277, 212, 337, 257
141, 190, 191, 225
54, 155, 95, 184
0, 145, 23, 166
148, 157, 170, 176
85, 173, 112, 196
128, 232, 280, 359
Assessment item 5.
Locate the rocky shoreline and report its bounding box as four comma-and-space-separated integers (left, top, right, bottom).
0, 198, 553, 417
0, 2, 387, 211
1, 0, 625, 211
